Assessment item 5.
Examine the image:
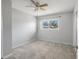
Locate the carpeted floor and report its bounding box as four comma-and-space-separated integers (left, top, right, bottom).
7, 40, 76, 59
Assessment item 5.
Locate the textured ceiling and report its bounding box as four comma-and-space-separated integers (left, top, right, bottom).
12, 0, 76, 16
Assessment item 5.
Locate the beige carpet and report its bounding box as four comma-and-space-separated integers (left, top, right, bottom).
7, 40, 76, 59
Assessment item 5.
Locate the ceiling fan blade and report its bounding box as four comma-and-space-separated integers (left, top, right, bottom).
30, 0, 40, 7
40, 7, 47, 10
26, 0, 48, 12
31, 0, 37, 6
40, 4, 48, 7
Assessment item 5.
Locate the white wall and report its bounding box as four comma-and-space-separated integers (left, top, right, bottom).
2, 0, 12, 57
37, 12, 73, 45
12, 8, 36, 48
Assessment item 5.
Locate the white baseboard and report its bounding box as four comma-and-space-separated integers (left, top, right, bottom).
39, 39, 73, 46
12, 41, 27, 49
2, 53, 13, 59
12, 39, 36, 49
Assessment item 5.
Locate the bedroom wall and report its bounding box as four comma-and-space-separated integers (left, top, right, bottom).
2, 0, 12, 57
37, 12, 73, 45
12, 8, 36, 48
